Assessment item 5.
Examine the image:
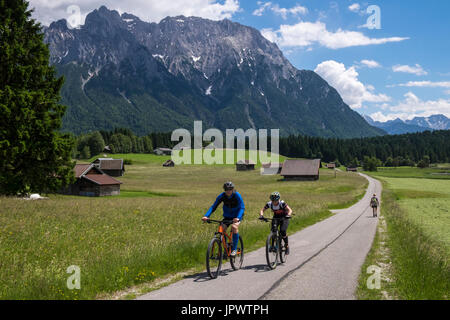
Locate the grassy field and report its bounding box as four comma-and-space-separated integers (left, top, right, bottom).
357, 166, 450, 300
0, 153, 367, 299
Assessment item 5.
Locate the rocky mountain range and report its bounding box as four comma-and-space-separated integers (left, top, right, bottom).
363, 114, 450, 135
44, 6, 385, 137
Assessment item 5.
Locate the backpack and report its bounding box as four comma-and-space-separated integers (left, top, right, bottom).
370, 197, 378, 207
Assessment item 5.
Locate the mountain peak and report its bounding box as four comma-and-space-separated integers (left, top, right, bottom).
49, 19, 69, 30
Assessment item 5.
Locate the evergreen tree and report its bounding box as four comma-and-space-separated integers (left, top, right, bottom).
0, 0, 75, 195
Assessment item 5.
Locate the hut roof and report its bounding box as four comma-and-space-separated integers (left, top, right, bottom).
83, 174, 122, 186
73, 164, 122, 185
280, 159, 321, 176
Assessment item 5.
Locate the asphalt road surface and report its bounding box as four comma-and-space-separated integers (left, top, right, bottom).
138, 173, 380, 300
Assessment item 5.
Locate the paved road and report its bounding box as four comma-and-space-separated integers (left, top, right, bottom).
138, 173, 380, 300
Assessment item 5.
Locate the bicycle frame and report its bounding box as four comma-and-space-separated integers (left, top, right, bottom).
208, 219, 238, 258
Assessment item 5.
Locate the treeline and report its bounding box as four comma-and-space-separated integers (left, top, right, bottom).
278, 130, 450, 166
73, 128, 177, 159
73, 128, 450, 166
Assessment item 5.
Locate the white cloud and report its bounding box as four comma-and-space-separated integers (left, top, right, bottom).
370, 92, 450, 121
28, 0, 241, 26
253, 1, 272, 16
390, 81, 450, 88
261, 21, 409, 49
360, 59, 381, 68
253, 2, 307, 19
314, 60, 390, 109
392, 64, 428, 76
348, 3, 360, 13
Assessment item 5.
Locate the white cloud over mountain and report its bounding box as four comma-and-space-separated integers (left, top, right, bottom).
370, 92, 450, 121
28, 0, 241, 26
314, 60, 390, 109
261, 21, 409, 49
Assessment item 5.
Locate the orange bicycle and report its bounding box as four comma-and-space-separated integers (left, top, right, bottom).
204, 219, 244, 279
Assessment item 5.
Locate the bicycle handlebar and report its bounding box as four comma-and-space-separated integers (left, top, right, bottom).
203, 218, 235, 224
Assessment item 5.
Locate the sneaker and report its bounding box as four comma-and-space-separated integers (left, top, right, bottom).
285, 245, 290, 255
231, 250, 237, 257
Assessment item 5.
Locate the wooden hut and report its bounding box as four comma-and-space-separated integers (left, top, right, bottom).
92, 158, 125, 177
327, 162, 336, 169
346, 167, 358, 172
280, 159, 321, 181
62, 164, 122, 197
236, 160, 256, 171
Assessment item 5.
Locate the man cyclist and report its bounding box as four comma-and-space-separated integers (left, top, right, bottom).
202, 181, 245, 257
370, 193, 379, 217
259, 192, 293, 254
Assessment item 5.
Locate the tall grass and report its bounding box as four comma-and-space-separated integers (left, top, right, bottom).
0, 160, 366, 299
358, 170, 450, 300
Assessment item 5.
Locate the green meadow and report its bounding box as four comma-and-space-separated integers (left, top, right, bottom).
0, 153, 366, 299
358, 167, 450, 300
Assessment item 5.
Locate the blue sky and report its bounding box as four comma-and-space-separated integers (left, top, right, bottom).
29, 0, 450, 121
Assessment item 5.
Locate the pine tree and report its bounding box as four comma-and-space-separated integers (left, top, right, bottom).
0, 0, 75, 195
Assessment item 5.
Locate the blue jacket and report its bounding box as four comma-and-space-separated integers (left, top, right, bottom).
205, 191, 245, 220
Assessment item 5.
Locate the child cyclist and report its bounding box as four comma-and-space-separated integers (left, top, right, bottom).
259, 192, 293, 254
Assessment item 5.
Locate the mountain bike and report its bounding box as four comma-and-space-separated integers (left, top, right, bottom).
204, 219, 244, 279
259, 216, 291, 270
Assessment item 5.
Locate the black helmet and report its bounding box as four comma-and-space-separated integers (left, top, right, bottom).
223, 181, 235, 191
270, 191, 280, 201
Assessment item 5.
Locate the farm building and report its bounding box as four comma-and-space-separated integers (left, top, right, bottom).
327, 162, 336, 169
163, 159, 175, 167
92, 158, 125, 177
236, 160, 256, 171
154, 148, 172, 156
261, 162, 283, 175
346, 167, 358, 172
280, 159, 321, 181
62, 164, 122, 197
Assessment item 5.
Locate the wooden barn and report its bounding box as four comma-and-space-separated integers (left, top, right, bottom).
346, 167, 358, 172
261, 162, 283, 175
327, 162, 336, 169
62, 164, 122, 197
92, 158, 125, 177
236, 160, 256, 171
280, 159, 321, 181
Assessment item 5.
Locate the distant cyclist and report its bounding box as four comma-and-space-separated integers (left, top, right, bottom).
202, 182, 245, 256
259, 192, 293, 254
370, 193, 379, 217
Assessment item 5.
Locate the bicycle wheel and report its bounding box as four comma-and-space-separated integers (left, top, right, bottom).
279, 237, 287, 263
266, 233, 278, 270
230, 235, 244, 270
206, 237, 222, 279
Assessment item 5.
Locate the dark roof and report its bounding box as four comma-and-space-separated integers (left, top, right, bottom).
83, 174, 122, 186
74, 163, 122, 185
93, 158, 124, 170
280, 159, 321, 176
74, 164, 92, 178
